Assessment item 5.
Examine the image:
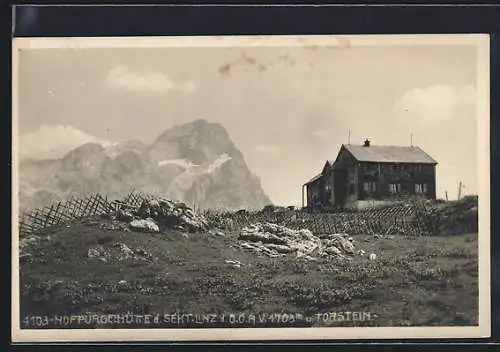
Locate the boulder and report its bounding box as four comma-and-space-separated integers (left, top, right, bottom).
129, 218, 160, 233
116, 209, 134, 222
325, 246, 342, 256
135, 198, 208, 232
266, 243, 295, 253
237, 222, 357, 259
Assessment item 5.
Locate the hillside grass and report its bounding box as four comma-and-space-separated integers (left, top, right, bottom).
19, 222, 478, 329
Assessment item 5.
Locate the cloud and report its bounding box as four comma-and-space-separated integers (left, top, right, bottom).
392, 85, 476, 125
104, 66, 196, 93
310, 129, 330, 139
254, 145, 282, 156
19, 125, 113, 160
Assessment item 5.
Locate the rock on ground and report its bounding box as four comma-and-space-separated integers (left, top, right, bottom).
134, 198, 209, 232
87, 242, 156, 263
129, 218, 160, 233
238, 222, 357, 260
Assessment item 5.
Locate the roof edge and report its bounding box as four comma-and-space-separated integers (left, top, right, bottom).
356, 160, 438, 165
413, 146, 439, 164
343, 144, 438, 164
303, 173, 323, 186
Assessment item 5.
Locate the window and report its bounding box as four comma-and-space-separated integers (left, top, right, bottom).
389, 183, 401, 193
415, 183, 428, 193
364, 182, 377, 193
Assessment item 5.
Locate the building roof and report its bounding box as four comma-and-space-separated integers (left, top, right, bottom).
343, 144, 438, 164
303, 173, 322, 185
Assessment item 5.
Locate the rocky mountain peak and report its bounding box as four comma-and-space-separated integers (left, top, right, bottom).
61, 142, 109, 170
19, 121, 272, 211
150, 119, 239, 165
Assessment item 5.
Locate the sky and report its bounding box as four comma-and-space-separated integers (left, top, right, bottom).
16, 40, 481, 206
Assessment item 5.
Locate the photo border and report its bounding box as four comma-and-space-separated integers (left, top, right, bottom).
11, 33, 491, 342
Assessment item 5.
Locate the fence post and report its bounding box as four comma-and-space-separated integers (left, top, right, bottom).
54, 201, 62, 225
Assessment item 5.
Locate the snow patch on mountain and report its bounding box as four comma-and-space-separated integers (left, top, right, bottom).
157, 154, 231, 174
202, 153, 232, 174
168, 154, 233, 192
157, 159, 198, 169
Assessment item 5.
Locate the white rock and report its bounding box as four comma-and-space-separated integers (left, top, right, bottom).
326, 246, 342, 255
87, 247, 104, 258
369, 253, 377, 261
299, 229, 314, 239
129, 218, 159, 233
147, 199, 160, 208
225, 259, 243, 268
117, 243, 135, 260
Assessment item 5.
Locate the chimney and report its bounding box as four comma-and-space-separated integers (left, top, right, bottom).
363, 139, 370, 147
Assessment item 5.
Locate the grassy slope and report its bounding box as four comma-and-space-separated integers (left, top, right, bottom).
19, 221, 478, 328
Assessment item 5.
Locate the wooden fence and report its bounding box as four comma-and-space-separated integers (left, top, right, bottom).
18, 191, 432, 237
17, 190, 157, 237
206, 204, 429, 236
17, 190, 169, 237
18, 193, 111, 237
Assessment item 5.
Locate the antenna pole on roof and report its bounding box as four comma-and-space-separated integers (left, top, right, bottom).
348, 129, 351, 145
410, 133, 413, 147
